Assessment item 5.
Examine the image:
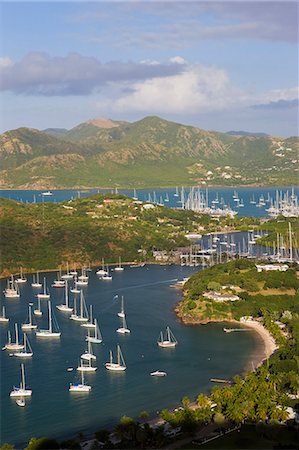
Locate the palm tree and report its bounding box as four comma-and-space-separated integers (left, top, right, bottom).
197, 393, 210, 409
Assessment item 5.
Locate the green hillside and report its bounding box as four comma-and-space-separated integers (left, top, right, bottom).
0, 116, 298, 188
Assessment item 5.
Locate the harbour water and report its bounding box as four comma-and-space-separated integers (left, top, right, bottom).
0, 186, 298, 218
0, 265, 259, 446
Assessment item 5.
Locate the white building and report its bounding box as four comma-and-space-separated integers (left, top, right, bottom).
255, 264, 289, 272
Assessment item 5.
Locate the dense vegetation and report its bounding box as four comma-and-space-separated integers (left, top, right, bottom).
1, 116, 298, 188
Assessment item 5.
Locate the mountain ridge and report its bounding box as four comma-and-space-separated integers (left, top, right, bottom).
0, 116, 298, 188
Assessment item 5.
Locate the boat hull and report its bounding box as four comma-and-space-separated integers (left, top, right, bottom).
105, 363, 126, 371
10, 389, 32, 397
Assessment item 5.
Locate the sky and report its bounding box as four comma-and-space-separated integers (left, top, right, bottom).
0, 0, 298, 136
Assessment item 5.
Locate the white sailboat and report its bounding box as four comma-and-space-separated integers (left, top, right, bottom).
37, 278, 50, 299
86, 319, 102, 344
114, 257, 124, 272
76, 267, 89, 286
4, 324, 24, 350
4, 276, 20, 299
174, 186, 179, 197
10, 363, 32, 397
36, 301, 61, 338
31, 272, 42, 288
158, 326, 177, 348
0, 306, 9, 323
116, 315, 130, 334
22, 303, 37, 330
81, 339, 96, 361
77, 357, 97, 372
70, 291, 88, 322
96, 259, 108, 276
102, 266, 112, 281
56, 281, 73, 313
33, 296, 43, 316
61, 262, 74, 280
52, 270, 65, 288
81, 305, 96, 328
105, 345, 126, 371
14, 333, 33, 357
16, 267, 27, 284
69, 371, 91, 392
117, 296, 125, 318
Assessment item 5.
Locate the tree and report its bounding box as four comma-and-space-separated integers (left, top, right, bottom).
25, 438, 60, 450
197, 393, 210, 409
0, 444, 16, 450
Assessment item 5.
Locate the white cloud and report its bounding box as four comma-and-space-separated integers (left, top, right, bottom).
97, 64, 242, 114
0, 57, 13, 68
169, 56, 186, 65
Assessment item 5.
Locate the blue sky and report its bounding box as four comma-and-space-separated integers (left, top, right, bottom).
0, 1, 298, 136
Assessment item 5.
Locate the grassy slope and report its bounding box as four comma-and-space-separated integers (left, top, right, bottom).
1, 117, 298, 188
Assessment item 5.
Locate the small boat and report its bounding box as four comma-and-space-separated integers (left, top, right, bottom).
76, 267, 89, 286
101, 266, 112, 281
158, 326, 177, 348
4, 324, 24, 351
69, 372, 91, 392
132, 188, 138, 201
86, 319, 103, 344
70, 291, 88, 322
117, 296, 125, 318
174, 186, 179, 197
16, 398, 26, 407
22, 304, 37, 330
37, 278, 50, 300
114, 257, 124, 272
77, 357, 97, 372
16, 267, 27, 284
56, 281, 73, 313
67, 367, 74, 372
14, 333, 33, 358
105, 345, 126, 371
116, 315, 130, 334
35, 301, 61, 338
10, 363, 32, 397
61, 262, 74, 280
33, 296, 42, 316
42, 191, 53, 196
150, 370, 167, 377
81, 339, 96, 361
0, 306, 9, 323
31, 272, 42, 288
81, 305, 96, 328
96, 259, 108, 276
4, 276, 20, 299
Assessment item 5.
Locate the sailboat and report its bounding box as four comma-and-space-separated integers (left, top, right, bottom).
132, 188, 138, 201
22, 303, 37, 330
10, 363, 32, 397
105, 345, 126, 371
33, 296, 42, 316
70, 291, 89, 322
114, 257, 124, 272
36, 301, 61, 337
96, 259, 108, 276
102, 266, 112, 281
174, 186, 179, 197
52, 270, 65, 288
118, 296, 125, 318
164, 193, 169, 203
70, 280, 80, 294
0, 306, 9, 323
4, 276, 20, 299
61, 262, 74, 280
158, 326, 177, 348
14, 333, 33, 357
69, 371, 91, 392
16, 267, 27, 284
76, 267, 89, 286
56, 281, 73, 312
77, 357, 97, 372
81, 305, 96, 328
81, 339, 96, 361
4, 324, 24, 350
116, 315, 130, 334
37, 278, 50, 299
86, 319, 102, 344
31, 272, 42, 288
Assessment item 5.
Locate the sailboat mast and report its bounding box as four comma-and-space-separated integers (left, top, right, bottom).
21, 363, 25, 390
65, 281, 69, 307
15, 323, 19, 345
48, 301, 52, 333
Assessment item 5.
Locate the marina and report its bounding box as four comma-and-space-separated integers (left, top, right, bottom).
0, 264, 259, 446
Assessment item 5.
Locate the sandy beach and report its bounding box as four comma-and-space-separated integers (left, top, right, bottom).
240, 318, 279, 369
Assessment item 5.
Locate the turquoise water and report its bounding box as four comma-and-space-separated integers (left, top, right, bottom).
1, 186, 298, 217
0, 265, 259, 446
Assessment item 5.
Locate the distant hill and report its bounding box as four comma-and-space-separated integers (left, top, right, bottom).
0, 116, 298, 188
226, 130, 269, 137
43, 128, 68, 136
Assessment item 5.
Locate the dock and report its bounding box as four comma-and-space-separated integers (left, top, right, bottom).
210, 378, 232, 384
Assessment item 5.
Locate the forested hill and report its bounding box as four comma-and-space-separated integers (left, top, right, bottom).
0, 116, 298, 188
